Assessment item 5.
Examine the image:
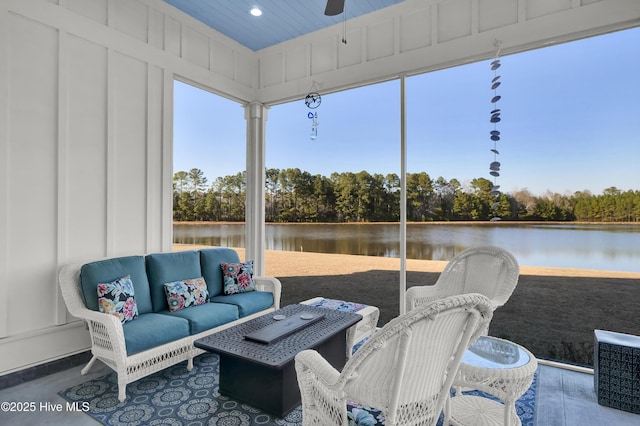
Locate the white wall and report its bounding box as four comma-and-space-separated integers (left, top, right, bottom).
0, 0, 638, 375
0, 0, 255, 374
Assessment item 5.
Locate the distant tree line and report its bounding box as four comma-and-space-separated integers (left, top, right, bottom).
173, 168, 640, 223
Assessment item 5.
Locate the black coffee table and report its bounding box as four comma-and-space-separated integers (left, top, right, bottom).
194, 303, 362, 417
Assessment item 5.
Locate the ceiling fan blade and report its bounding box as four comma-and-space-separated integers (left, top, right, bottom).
324, 0, 345, 16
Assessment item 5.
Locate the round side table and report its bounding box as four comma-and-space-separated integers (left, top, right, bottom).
447, 336, 537, 426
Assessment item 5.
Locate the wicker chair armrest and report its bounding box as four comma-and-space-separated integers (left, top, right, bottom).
85, 310, 128, 353
81, 307, 120, 326
254, 276, 282, 309
62, 297, 130, 363
59, 262, 128, 361
406, 286, 449, 311
295, 349, 348, 425
296, 349, 341, 387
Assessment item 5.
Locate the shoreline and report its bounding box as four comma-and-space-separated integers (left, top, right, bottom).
173, 220, 640, 226
172, 244, 640, 279
174, 243, 640, 364
174, 220, 639, 226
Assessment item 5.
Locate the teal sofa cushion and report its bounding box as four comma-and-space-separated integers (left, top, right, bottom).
200, 248, 241, 297
80, 256, 153, 314
146, 251, 202, 312
158, 303, 239, 335
209, 291, 274, 318
122, 313, 190, 355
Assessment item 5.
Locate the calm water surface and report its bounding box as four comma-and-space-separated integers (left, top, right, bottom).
173, 223, 640, 273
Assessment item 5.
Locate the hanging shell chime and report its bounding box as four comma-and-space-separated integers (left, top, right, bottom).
489, 52, 503, 221
304, 92, 321, 140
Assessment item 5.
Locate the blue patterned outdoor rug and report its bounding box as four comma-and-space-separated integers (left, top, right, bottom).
59, 353, 536, 425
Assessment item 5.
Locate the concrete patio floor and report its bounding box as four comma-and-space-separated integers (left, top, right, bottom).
1, 359, 638, 425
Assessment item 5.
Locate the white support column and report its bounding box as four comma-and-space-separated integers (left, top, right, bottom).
399, 75, 407, 316
244, 102, 267, 275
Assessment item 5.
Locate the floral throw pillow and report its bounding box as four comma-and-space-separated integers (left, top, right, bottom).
97, 275, 138, 324
164, 277, 209, 312
347, 401, 386, 425
221, 261, 256, 295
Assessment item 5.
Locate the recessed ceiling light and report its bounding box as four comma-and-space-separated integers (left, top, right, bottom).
250, 7, 263, 17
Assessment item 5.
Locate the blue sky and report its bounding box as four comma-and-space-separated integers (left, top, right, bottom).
173, 27, 639, 196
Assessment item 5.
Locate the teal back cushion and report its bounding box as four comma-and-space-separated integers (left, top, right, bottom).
146, 251, 202, 312
80, 256, 153, 314
200, 248, 241, 297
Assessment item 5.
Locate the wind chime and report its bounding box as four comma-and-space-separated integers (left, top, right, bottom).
489, 41, 503, 221
305, 87, 322, 140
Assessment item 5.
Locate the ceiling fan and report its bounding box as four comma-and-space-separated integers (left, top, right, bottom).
324, 0, 345, 16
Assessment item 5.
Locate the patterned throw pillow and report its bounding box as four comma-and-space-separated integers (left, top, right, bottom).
97, 275, 138, 324
309, 298, 368, 312
221, 261, 256, 295
347, 401, 385, 425
164, 277, 209, 312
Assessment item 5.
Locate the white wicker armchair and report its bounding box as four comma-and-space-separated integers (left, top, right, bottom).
406, 246, 519, 313
294, 293, 494, 426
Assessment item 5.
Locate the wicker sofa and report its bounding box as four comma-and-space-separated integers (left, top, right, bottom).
59, 247, 281, 402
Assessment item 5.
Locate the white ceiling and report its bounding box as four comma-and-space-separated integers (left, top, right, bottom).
162, 0, 405, 51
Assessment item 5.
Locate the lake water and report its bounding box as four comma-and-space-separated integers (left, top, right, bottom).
173, 223, 640, 273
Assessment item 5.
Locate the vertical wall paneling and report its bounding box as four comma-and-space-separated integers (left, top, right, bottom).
311, 37, 335, 76
149, 8, 165, 50
164, 14, 181, 57
236, 48, 253, 88
146, 64, 163, 253
525, 0, 573, 20
431, 2, 439, 51
212, 41, 235, 80
399, 6, 431, 53
146, 63, 154, 253
65, 36, 109, 261
111, 52, 148, 255
438, 0, 473, 43
65, 0, 108, 25
517, 0, 526, 23
285, 46, 308, 82
478, 0, 519, 32
56, 30, 69, 325
162, 73, 174, 251
260, 53, 284, 88
366, 19, 395, 62
111, 0, 149, 43
6, 14, 59, 334
471, 0, 480, 35
337, 28, 363, 69
0, 3, 9, 338
106, 48, 116, 256
182, 26, 209, 69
